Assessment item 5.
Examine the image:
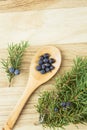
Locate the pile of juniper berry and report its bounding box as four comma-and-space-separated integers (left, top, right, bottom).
36, 53, 55, 74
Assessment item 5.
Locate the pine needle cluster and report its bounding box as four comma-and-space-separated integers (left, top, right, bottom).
36, 57, 87, 129
1, 41, 29, 86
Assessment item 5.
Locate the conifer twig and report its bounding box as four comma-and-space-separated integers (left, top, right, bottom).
1, 41, 29, 87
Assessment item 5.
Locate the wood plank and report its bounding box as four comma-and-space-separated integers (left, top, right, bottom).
0, 44, 87, 130
0, 7, 87, 48
0, 0, 87, 12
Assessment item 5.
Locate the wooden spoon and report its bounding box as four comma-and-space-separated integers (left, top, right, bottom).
2, 46, 61, 130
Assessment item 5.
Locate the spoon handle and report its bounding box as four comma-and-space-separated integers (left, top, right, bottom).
2, 79, 39, 130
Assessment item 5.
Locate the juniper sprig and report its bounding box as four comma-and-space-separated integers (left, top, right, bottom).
36, 57, 87, 129
1, 41, 29, 87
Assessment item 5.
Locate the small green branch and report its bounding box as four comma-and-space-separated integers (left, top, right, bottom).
1, 41, 29, 87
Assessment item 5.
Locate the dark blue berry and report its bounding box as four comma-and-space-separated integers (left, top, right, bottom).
14, 69, 20, 75
42, 64, 46, 69
38, 60, 43, 65
54, 107, 58, 112
40, 70, 46, 74
45, 67, 50, 72
66, 102, 71, 107
60, 102, 66, 107
40, 56, 44, 60
50, 65, 55, 70
45, 63, 51, 67
9, 67, 15, 73
43, 53, 50, 58
36, 65, 42, 71
43, 58, 49, 63
49, 58, 55, 64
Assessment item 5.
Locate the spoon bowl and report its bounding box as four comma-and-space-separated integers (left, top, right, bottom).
30, 46, 61, 86
2, 46, 61, 130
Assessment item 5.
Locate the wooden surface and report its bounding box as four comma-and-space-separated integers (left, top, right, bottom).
0, 44, 87, 130
0, 7, 87, 48
0, 0, 87, 12
0, 0, 87, 130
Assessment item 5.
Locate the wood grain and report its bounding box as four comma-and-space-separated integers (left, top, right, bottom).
0, 44, 87, 130
0, 0, 87, 12
0, 7, 87, 48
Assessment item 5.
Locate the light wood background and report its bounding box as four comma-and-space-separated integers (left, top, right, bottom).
0, 0, 87, 12
0, 7, 87, 48
0, 0, 87, 130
